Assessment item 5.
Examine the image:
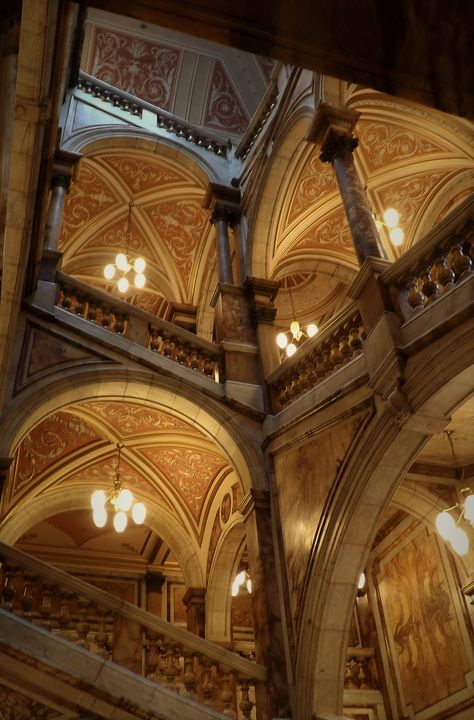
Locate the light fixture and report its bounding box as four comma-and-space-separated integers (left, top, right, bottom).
231, 569, 252, 597
356, 571, 366, 597
276, 282, 318, 358
373, 207, 404, 247
435, 430, 473, 556
103, 200, 146, 294
91, 443, 146, 532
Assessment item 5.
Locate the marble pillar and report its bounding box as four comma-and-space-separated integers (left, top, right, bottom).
306, 102, 386, 266
0, 457, 13, 514
239, 489, 292, 720
182, 587, 206, 638
244, 277, 281, 379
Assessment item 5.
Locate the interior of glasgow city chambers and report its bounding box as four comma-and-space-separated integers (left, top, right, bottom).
0, 2, 473, 719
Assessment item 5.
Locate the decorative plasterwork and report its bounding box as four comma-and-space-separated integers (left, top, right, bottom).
204, 59, 249, 135
80, 400, 195, 436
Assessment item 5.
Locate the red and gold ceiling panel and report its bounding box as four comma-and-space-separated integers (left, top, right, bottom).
357, 119, 448, 173
79, 400, 198, 437
86, 27, 180, 112
102, 154, 200, 195
204, 59, 249, 135
12, 412, 100, 495
139, 446, 228, 523
286, 148, 337, 226
294, 207, 353, 254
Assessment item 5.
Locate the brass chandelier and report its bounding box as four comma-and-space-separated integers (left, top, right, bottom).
103, 200, 146, 294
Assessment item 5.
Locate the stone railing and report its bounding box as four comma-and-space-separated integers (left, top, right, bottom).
0, 542, 264, 718
267, 302, 366, 410
344, 647, 379, 690
56, 272, 223, 382
77, 71, 229, 158
381, 194, 473, 321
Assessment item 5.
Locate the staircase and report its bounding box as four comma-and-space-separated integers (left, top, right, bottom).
0, 542, 264, 720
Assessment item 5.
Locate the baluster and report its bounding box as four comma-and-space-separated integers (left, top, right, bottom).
449, 235, 472, 280
75, 293, 85, 317
433, 248, 455, 293
465, 225, 474, 263
182, 651, 197, 697
329, 335, 343, 369
76, 596, 92, 648
1, 565, 18, 610
419, 262, 439, 304
88, 302, 98, 323
348, 320, 363, 352
162, 637, 180, 690
219, 666, 236, 717
189, 348, 201, 371
114, 313, 126, 335
39, 583, 57, 630
20, 573, 39, 619
357, 657, 369, 689
201, 658, 216, 705
162, 334, 174, 359
344, 660, 356, 689
176, 342, 187, 365
144, 630, 162, 680
203, 356, 215, 377
57, 590, 76, 641
339, 325, 352, 362
101, 308, 112, 329
61, 286, 72, 311
403, 274, 424, 310
149, 327, 162, 352
321, 343, 333, 375
238, 679, 254, 719
94, 607, 110, 659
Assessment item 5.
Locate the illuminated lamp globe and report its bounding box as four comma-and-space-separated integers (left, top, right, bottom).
117, 276, 129, 294
236, 571, 246, 585
91, 489, 106, 511
307, 323, 318, 338
231, 579, 239, 597
93, 507, 107, 528
290, 320, 301, 337
113, 510, 128, 533
116, 488, 133, 512
450, 526, 469, 556
134, 273, 146, 289
133, 257, 146, 274
246, 577, 252, 594
115, 253, 129, 272
131, 502, 146, 525
357, 572, 366, 591
389, 227, 404, 246
276, 332, 288, 349
104, 264, 116, 280
436, 511, 456, 540
464, 493, 474, 523
383, 208, 400, 228
286, 343, 297, 357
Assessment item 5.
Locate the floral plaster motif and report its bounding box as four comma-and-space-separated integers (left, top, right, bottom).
296, 207, 353, 251
104, 155, 186, 195
287, 149, 336, 225
0, 685, 60, 720
257, 56, 277, 82
60, 164, 119, 247
89, 27, 180, 110
66, 456, 159, 500
204, 59, 249, 135
13, 412, 99, 494
140, 447, 227, 522
144, 200, 208, 288
358, 120, 446, 171
80, 400, 196, 436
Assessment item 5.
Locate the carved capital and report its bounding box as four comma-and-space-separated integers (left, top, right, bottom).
320, 131, 358, 163
203, 182, 241, 223
306, 102, 360, 163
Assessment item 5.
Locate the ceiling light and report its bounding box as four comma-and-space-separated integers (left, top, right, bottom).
103, 201, 146, 294
276, 282, 318, 358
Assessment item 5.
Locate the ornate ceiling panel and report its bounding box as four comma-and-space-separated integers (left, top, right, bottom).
79, 400, 195, 436
204, 59, 249, 135
285, 149, 337, 227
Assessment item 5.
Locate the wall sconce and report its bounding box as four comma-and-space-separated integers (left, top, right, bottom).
374, 207, 404, 246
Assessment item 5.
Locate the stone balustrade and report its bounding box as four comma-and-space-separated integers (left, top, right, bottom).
381, 195, 473, 321
267, 303, 365, 410
0, 542, 265, 718
56, 272, 223, 382
344, 647, 378, 691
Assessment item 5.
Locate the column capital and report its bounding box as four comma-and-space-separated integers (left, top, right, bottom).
306, 102, 361, 162
244, 276, 280, 304
182, 587, 206, 607
203, 182, 241, 224
51, 149, 81, 189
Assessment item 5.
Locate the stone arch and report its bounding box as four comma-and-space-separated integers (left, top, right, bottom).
295, 327, 474, 719
206, 518, 246, 641
0, 486, 205, 587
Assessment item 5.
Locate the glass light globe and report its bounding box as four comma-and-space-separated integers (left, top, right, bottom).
131, 502, 146, 525
134, 273, 146, 289
117, 276, 129, 294
104, 264, 116, 280
113, 510, 128, 533
115, 253, 129, 272
389, 226, 404, 246
276, 332, 288, 349
357, 572, 366, 591
464, 493, 474, 523
383, 208, 400, 228
307, 323, 318, 338
449, 526, 469, 556
246, 578, 252, 594
91, 488, 106, 511
116, 488, 133, 512
286, 343, 297, 357
236, 571, 246, 585
133, 257, 146, 274
93, 507, 107, 528
231, 579, 239, 597
290, 320, 301, 337
436, 511, 456, 540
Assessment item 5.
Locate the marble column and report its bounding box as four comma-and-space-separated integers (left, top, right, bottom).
230, 213, 247, 287
182, 587, 206, 638
44, 173, 71, 251
0, 457, 13, 514
239, 489, 292, 720
306, 102, 386, 266
244, 276, 282, 379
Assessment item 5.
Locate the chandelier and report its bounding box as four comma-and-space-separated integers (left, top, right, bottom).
91, 443, 146, 533
374, 207, 404, 246
435, 430, 474, 556
103, 200, 146, 293
231, 569, 252, 596
276, 282, 318, 358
